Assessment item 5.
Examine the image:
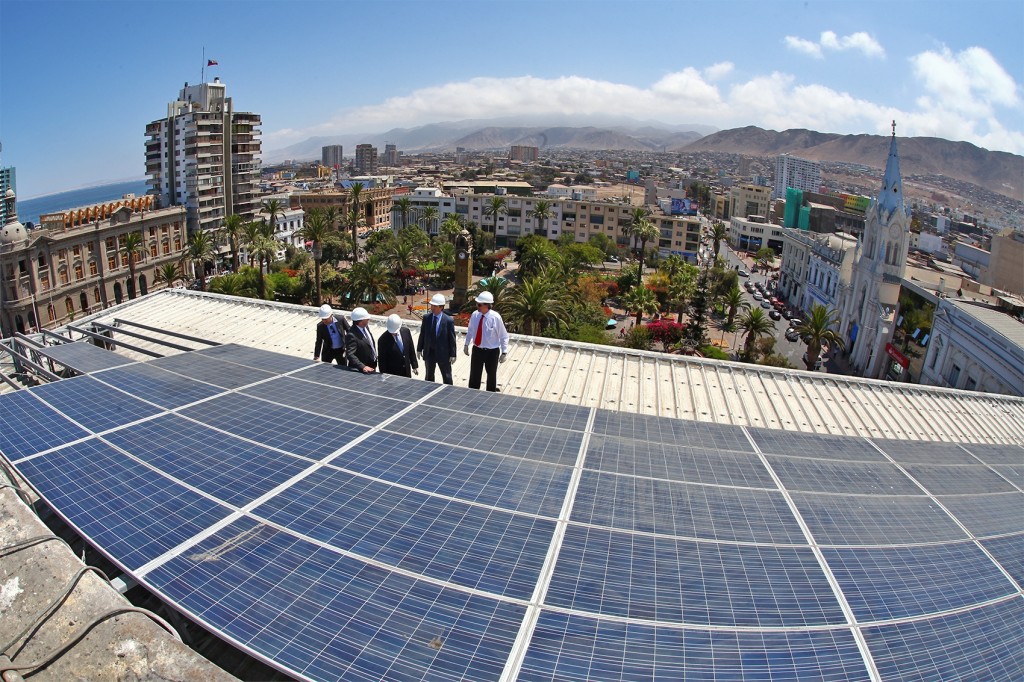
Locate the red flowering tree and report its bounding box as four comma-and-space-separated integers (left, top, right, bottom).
646, 318, 687, 352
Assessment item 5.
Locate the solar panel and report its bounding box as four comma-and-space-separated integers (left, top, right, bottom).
37, 341, 135, 374
2, 343, 1021, 682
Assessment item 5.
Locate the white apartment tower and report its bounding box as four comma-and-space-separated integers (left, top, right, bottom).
773, 154, 821, 200
839, 124, 911, 380
145, 78, 262, 234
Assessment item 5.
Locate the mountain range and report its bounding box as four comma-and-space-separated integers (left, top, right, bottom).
266, 119, 1024, 202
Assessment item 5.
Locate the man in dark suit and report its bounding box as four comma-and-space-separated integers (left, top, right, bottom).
313, 304, 350, 365
417, 293, 456, 385
345, 307, 377, 373
378, 314, 419, 378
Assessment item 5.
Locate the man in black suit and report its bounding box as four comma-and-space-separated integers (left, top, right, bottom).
345, 307, 377, 373
378, 314, 419, 378
417, 293, 456, 385
313, 304, 350, 365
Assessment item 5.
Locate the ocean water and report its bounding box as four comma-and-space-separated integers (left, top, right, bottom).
16, 180, 150, 227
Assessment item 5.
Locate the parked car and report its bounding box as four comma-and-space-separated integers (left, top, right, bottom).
789, 319, 803, 329
785, 328, 800, 342
738, 269, 750, 277
782, 309, 793, 319
760, 299, 772, 309
745, 282, 755, 293
753, 292, 763, 301
769, 310, 782, 320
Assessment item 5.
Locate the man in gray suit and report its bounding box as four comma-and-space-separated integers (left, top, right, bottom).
417, 294, 457, 385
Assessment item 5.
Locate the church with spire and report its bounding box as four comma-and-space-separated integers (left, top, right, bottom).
839, 122, 912, 379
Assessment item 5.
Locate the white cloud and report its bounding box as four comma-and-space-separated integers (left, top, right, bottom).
703, 62, 734, 81
784, 36, 822, 59
786, 30, 885, 59
911, 46, 1020, 114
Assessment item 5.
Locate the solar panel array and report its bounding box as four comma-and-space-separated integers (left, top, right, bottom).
1, 343, 1021, 681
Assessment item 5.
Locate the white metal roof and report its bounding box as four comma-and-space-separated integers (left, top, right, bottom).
64, 289, 1024, 445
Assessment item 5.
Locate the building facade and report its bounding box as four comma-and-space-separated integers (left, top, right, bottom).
773, 154, 821, 201
145, 78, 262, 236
1, 190, 186, 336
354, 144, 378, 175
382, 144, 400, 167
0, 165, 14, 227
778, 228, 815, 305
728, 183, 772, 221
803, 232, 858, 314
727, 215, 784, 254
983, 231, 1024, 295
321, 145, 344, 170
509, 145, 539, 163
290, 186, 393, 236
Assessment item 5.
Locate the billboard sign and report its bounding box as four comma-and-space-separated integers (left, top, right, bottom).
671, 198, 699, 216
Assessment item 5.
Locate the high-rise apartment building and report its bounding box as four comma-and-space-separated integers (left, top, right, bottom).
321, 145, 344, 169
0, 160, 14, 227
382, 144, 399, 167
773, 154, 821, 200
354, 144, 378, 175
144, 78, 262, 235
509, 145, 539, 162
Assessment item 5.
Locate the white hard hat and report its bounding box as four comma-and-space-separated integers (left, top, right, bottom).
386, 314, 402, 333
318, 304, 333, 319
351, 307, 369, 321
476, 291, 495, 305
430, 293, 446, 307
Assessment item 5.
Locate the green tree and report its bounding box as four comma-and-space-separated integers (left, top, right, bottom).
185, 231, 217, 292
393, 196, 414, 231
529, 199, 553, 236
660, 254, 686, 281
119, 231, 145, 299
154, 262, 183, 289
433, 241, 456, 268
710, 221, 728, 259
248, 236, 278, 300
738, 307, 775, 362
723, 285, 748, 327
221, 214, 244, 272
754, 246, 775, 274
241, 221, 263, 268
261, 198, 287, 239
503, 277, 571, 336
626, 208, 659, 286
296, 209, 332, 305
518, 238, 558, 279
439, 214, 462, 244
348, 182, 365, 263
418, 206, 439, 237
208, 272, 247, 297
483, 196, 507, 234
794, 304, 846, 371
388, 240, 418, 294
465, 276, 511, 312
344, 253, 395, 306
622, 285, 660, 326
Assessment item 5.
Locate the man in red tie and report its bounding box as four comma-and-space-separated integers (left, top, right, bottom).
463, 291, 509, 392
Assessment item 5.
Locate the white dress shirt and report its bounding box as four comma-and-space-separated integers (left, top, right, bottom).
465, 309, 509, 353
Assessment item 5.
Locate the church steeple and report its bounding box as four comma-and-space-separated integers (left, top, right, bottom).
876, 120, 905, 220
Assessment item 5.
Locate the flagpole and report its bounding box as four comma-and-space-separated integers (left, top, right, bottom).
202, 46, 205, 83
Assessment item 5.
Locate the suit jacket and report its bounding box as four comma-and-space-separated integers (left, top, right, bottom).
346, 324, 377, 371
417, 312, 457, 360
378, 328, 419, 377
314, 316, 350, 363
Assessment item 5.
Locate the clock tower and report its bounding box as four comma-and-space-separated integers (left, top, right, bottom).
452, 229, 474, 310
839, 122, 911, 379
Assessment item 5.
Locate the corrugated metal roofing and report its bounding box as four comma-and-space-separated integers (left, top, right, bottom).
65, 289, 1024, 445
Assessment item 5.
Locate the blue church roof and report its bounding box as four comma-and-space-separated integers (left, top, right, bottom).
876, 121, 906, 219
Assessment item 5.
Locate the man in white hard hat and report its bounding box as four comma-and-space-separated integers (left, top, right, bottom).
313, 304, 350, 366
378, 314, 419, 378
417, 293, 456, 385
463, 290, 509, 392
345, 307, 377, 373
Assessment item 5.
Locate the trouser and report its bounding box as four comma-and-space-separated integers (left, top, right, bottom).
322, 348, 345, 365
468, 346, 500, 392
424, 352, 453, 385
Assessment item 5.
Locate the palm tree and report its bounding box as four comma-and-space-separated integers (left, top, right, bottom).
518, 239, 557, 279
323, 206, 341, 261
794, 303, 846, 371
660, 254, 686, 281
393, 196, 414, 231
241, 221, 263, 268
710, 221, 728, 259
529, 199, 553, 236
348, 182, 365, 262
483, 196, 507, 234
723, 285, 748, 327
221, 214, 244, 273
439, 214, 462, 244
503, 277, 570, 336
208, 273, 246, 297
296, 209, 332, 305
248, 236, 278, 300
344, 253, 394, 306
418, 206, 439, 238
388, 240, 418, 294
626, 216, 659, 287
186, 231, 217, 292
668, 275, 694, 324
119, 231, 144, 299
434, 241, 456, 268
622, 285, 660, 326
465, 277, 511, 311
738, 307, 775, 361
262, 198, 287, 236
154, 262, 183, 289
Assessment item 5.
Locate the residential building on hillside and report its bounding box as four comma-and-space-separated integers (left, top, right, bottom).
1, 189, 186, 335
321, 145, 343, 170
144, 78, 262, 235
509, 145, 539, 163
354, 144, 378, 175
290, 186, 393, 236
773, 154, 821, 200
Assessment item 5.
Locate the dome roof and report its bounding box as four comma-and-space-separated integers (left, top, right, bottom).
0, 218, 27, 246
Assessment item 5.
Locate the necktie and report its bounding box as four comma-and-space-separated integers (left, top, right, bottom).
474, 313, 485, 347
394, 333, 403, 353
364, 326, 376, 359
435, 314, 442, 336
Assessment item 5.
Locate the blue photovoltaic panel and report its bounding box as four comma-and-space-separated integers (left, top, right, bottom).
337, 432, 572, 518
938, 492, 1024, 538
424, 388, 590, 430
750, 428, 887, 461
981, 533, 1024, 586
765, 455, 923, 495
253, 466, 556, 600
570, 470, 805, 544
193, 343, 314, 374
792, 492, 970, 546
178, 392, 367, 461
824, 542, 1017, 622
591, 410, 753, 451
14, 438, 230, 571
38, 341, 135, 374
146, 517, 527, 682
517, 611, 871, 682
0, 389, 90, 461
902, 463, 1017, 494
545, 524, 846, 626
241, 376, 407, 426
90, 362, 224, 409
873, 438, 979, 465
993, 464, 1024, 488
865, 597, 1024, 682
962, 442, 1024, 466
30, 375, 163, 433
148, 351, 277, 389
103, 414, 309, 507
584, 434, 774, 487
386, 405, 585, 466
292, 362, 442, 401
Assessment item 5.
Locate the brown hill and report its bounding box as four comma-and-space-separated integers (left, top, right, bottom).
682, 127, 1024, 202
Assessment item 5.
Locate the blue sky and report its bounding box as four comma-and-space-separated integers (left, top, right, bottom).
1, 0, 1021, 199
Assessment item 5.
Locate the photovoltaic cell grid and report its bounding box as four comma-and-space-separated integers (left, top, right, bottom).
0, 344, 1021, 681
37, 340, 135, 374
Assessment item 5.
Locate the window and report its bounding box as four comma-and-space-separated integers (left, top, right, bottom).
65, 297, 74, 316
108, 255, 117, 271
89, 261, 97, 276
75, 264, 84, 281
73, 245, 81, 257
40, 273, 50, 291
59, 269, 69, 285
150, 244, 158, 258
38, 254, 47, 268
947, 363, 961, 388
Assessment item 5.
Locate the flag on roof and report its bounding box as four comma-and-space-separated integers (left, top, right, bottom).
207, 59, 218, 66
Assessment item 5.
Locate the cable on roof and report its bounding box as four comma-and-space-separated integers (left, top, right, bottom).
0, 535, 63, 559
